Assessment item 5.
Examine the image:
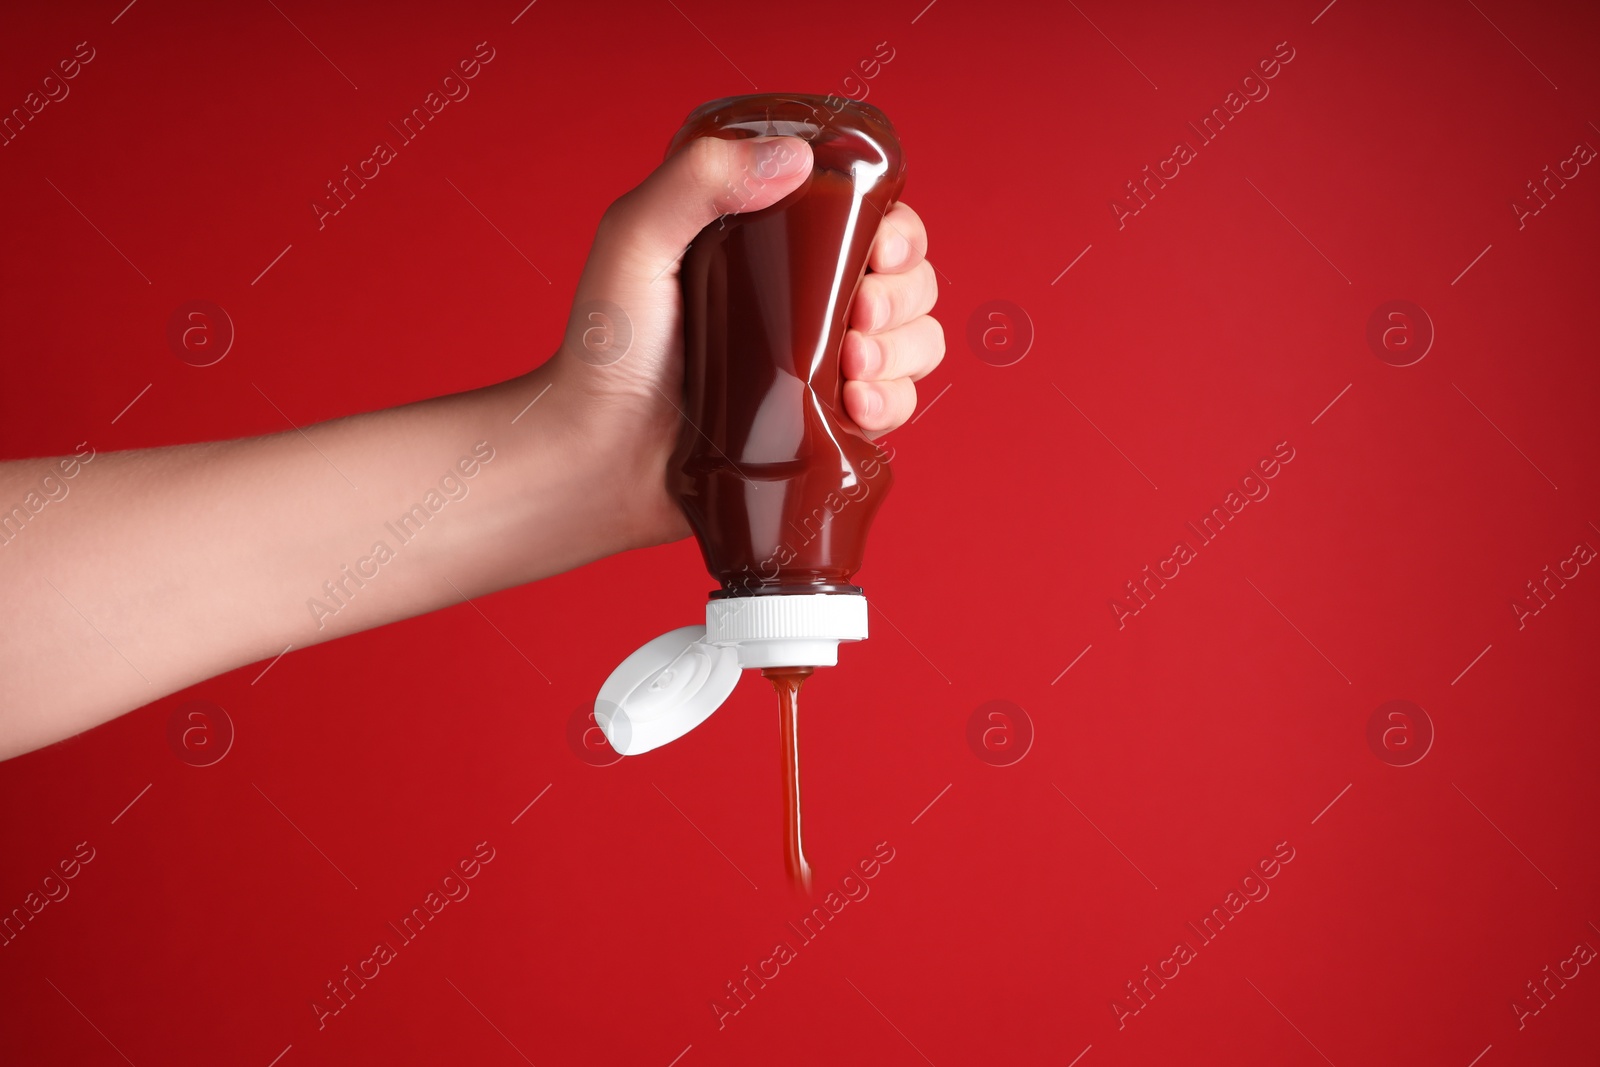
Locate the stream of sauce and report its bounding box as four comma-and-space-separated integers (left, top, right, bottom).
764, 666, 814, 893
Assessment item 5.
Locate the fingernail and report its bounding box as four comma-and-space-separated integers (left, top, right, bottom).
752, 136, 810, 179
869, 293, 886, 332
863, 387, 884, 419
859, 334, 882, 376
881, 230, 909, 267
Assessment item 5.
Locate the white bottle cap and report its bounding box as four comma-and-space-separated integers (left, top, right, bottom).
595, 593, 868, 756
706, 591, 869, 668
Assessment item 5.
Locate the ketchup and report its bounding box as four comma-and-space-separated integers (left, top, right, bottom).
666, 94, 906, 598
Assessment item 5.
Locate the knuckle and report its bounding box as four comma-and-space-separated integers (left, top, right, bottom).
902, 317, 945, 380
843, 329, 871, 377
877, 277, 912, 326
918, 261, 939, 308
857, 275, 888, 329
878, 330, 908, 378
597, 194, 633, 238
684, 135, 732, 190
895, 379, 918, 420
893, 206, 927, 255
887, 277, 914, 321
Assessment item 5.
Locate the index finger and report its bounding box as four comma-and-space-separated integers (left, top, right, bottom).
868, 202, 928, 274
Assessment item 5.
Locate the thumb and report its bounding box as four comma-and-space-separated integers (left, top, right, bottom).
601, 134, 813, 274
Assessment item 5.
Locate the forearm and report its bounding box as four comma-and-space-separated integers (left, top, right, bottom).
0, 360, 643, 759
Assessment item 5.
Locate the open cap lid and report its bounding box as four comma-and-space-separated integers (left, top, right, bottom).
595, 625, 743, 756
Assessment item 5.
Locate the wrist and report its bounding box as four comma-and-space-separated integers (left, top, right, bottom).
490, 359, 687, 569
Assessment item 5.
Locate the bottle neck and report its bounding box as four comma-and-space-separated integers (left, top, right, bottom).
710, 582, 863, 600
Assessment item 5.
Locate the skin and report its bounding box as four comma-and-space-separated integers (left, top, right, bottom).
0, 134, 943, 761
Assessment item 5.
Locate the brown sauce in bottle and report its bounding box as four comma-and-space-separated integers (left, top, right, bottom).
667, 95, 905, 598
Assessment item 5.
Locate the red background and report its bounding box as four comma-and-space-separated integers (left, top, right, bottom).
3, 1, 1599, 1064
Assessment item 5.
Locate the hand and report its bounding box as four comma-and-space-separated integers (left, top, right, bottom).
545, 133, 945, 551
0, 133, 947, 757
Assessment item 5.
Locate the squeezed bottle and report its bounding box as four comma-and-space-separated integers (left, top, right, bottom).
667, 94, 904, 598
595, 94, 906, 893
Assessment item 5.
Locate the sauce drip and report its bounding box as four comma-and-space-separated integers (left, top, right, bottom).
764, 666, 813, 893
